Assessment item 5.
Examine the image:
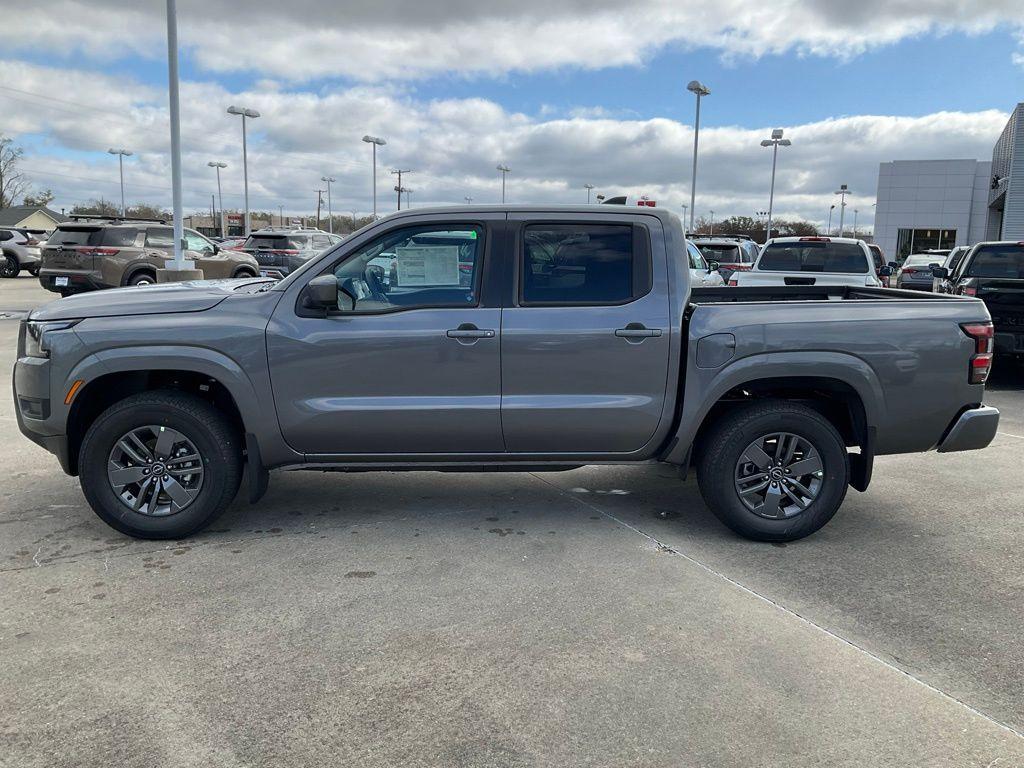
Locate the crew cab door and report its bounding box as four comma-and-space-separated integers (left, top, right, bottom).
266, 215, 504, 456
500, 214, 672, 453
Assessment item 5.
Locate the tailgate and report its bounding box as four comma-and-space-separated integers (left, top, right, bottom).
977, 280, 1024, 332
43, 227, 103, 271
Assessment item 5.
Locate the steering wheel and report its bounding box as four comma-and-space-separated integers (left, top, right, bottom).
364, 265, 389, 301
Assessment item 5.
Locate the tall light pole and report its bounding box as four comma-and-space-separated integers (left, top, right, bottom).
320, 176, 335, 233
709, 209, 715, 236
362, 135, 386, 217
681, 203, 688, 231
390, 168, 411, 210
827, 204, 836, 236
227, 105, 260, 236
756, 210, 769, 241
208, 161, 227, 237
852, 208, 859, 239
760, 129, 791, 242
584, 183, 595, 203
464, 196, 473, 205
107, 149, 132, 217
834, 184, 849, 237
496, 164, 510, 203
404, 188, 413, 208
686, 80, 710, 233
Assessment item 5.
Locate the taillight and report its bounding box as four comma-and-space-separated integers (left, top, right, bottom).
80, 247, 120, 256
960, 322, 994, 384
800, 237, 830, 242
962, 285, 977, 296
727, 278, 738, 287
901, 268, 916, 276
26, 237, 39, 246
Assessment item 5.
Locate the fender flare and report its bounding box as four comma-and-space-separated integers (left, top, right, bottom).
663, 350, 885, 465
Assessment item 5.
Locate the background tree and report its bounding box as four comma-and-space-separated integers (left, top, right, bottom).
126, 203, 171, 220
0, 135, 30, 209
70, 198, 120, 217
23, 189, 55, 207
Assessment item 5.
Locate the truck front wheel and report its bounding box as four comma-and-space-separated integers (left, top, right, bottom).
696, 401, 850, 542
78, 390, 243, 539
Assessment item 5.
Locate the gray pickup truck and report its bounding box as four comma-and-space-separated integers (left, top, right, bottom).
14, 206, 1000, 542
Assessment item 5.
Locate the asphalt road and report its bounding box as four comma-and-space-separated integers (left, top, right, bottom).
2, 274, 1023, 767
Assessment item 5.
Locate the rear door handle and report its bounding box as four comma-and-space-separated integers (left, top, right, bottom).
615, 323, 663, 339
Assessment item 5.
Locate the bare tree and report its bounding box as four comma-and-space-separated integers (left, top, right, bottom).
70, 198, 120, 217
0, 135, 30, 209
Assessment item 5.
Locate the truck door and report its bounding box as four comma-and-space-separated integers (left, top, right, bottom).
266, 214, 504, 456
500, 214, 672, 453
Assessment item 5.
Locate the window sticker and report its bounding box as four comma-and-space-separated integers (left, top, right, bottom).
395, 245, 461, 286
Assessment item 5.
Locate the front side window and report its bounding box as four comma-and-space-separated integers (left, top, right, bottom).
966, 245, 1024, 279
312, 234, 332, 250
758, 241, 869, 274
686, 242, 707, 270
102, 228, 139, 247
185, 230, 214, 253
326, 224, 483, 313
522, 224, 638, 305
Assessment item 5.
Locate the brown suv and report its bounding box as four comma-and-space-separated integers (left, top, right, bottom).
39, 216, 260, 296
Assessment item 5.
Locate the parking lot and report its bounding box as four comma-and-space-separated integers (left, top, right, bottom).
1, 273, 1023, 767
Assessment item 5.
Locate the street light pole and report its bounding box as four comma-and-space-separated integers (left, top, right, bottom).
834, 184, 849, 237
852, 208, 859, 239
362, 135, 387, 218
760, 129, 791, 242
681, 203, 688, 230
709, 210, 715, 237
107, 149, 132, 217
584, 183, 595, 203
320, 176, 335, 233
208, 161, 227, 237
464, 196, 473, 205
227, 105, 260, 236
496, 164, 510, 203
686, 80, 710, 233
827, 205, 835, 236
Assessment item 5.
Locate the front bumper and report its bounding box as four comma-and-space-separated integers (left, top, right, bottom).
13, 354, 74, 473
936, 405, 1000, 453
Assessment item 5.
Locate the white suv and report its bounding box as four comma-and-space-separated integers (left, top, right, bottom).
0, 227, 45, 278
732, 236, 884, 288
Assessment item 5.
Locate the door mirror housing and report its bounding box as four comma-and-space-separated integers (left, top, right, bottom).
879, 266, 894, 277
306, 274, 338, 312
931, 266, 949, 279
888, 261, 899, 269
707, 260, 720, 273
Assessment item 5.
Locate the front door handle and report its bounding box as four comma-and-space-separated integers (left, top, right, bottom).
447, 323, 495, 340
615, 323, 662, 339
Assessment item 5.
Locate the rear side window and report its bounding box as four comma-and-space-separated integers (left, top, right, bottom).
102, 228, 139, 247
243, 235, 303, 250
686, 242, 706, 270
521, 223, 647, 305
967, 246, 1024, 279
868, 246, 883, 270
145, 227, 175, 248
50, 227, 102, 246
758, 241, 869, 274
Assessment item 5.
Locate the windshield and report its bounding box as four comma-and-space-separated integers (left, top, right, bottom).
696, 243, 740, 261
966, 245, 1024, 279
758, 241, 868, 274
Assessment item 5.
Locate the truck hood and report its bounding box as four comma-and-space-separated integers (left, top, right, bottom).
28, 280, 260, 321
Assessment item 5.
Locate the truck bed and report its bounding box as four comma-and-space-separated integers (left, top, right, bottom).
689, 285, 963, 305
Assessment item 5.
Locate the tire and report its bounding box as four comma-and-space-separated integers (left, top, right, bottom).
234, 269, 256, 279
78, 390, 243, 539
27, 264, 40, 277
128, 271, 156, 286
696, 400, 850, 542
1, 255, 18, 278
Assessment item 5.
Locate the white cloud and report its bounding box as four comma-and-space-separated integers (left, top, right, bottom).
2, 0, 1023, 81
2, 61, 1008, 229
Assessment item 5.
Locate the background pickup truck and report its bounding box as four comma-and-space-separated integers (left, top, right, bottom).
732, 236, 887, 288
14, 206, 999, 542
932, 241, 1024, 358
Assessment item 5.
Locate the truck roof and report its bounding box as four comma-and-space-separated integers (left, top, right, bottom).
376, 204, 682, 224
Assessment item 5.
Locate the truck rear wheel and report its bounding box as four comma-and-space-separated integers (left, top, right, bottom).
696, 400, 850, 542
78, 390, 243, 539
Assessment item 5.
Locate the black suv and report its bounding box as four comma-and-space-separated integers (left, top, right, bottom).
39, 216, 260, 296
240, 227, 342, 279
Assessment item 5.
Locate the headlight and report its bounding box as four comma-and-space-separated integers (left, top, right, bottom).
23, 320, 79, 358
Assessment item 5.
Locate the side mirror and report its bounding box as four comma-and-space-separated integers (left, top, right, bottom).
306, 274, 338, 310
879, 266, 893, 277
707, 260, 720, 273
931, 266, 949, 279
888, 261, 899, 269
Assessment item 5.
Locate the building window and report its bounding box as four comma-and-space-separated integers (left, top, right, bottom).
895, 228, 957, 262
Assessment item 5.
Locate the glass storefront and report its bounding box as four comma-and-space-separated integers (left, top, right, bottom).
895, 228, 957, 262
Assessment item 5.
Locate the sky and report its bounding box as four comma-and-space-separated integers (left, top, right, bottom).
2, 0, 1024, 230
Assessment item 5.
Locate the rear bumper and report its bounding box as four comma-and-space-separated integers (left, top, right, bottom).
38, 268, 108, 294
993, 331, 1024, 355
896, 281, 933, 292
937, 406, 1000, 453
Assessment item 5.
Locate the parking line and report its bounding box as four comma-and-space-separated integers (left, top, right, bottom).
998, 431, 1024, 440
528, 471, 1024, 742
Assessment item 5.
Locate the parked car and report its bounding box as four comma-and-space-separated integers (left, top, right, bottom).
38, 217, 261, 296
218, 237, 248, 251
240, 227, 343, 279
932, 246, 971, 293
685, 241, 726, 287
866, 244, 890, 286
14, 206, 998, 544
692, 238, 758, 281
731, 236, 886, 288
895, 253, 946, 291
0, 227, 46, 278
931, 241, 1024, 357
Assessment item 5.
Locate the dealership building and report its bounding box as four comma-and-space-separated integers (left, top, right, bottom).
873, 102, 1024, 260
